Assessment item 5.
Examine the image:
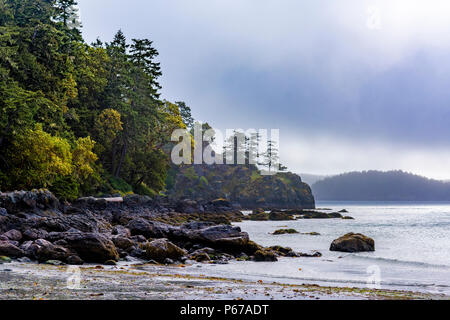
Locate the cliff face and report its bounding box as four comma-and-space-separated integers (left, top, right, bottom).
167, 164, 315, 209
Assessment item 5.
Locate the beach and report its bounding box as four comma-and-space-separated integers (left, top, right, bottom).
1, 261, 447, 300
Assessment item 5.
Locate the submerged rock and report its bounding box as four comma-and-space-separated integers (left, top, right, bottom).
330, 233, 375, 252
272, 229, 299, 235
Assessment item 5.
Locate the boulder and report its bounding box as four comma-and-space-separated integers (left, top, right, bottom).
127, 219, 173, 238
253, 249, 278, 262
59, 232, 119, 263
269, 211, 294, 221
112, 235, 134, 250
23, 229, 49, 241
31, 239, 72, 262
0, 241, 24, 258
2, 229, 22, 241
177, 224, 250, 252
143, 238, 187, 263
330, 233, 375, 253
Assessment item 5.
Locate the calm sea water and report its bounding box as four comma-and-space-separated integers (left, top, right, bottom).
180, 202, 450, 295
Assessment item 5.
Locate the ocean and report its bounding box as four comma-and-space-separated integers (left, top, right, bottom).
179, 202, 450, 295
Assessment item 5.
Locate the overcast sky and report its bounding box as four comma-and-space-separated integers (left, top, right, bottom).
77, 0, 450, 180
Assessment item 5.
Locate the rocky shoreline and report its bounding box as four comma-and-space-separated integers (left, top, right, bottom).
0, 190, 325, 267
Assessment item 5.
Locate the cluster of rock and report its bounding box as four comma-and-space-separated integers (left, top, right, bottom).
248, 208, 354, 221
0, 190, 320, 265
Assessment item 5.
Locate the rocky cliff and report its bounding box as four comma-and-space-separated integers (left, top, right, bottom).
167, 164, 315, 209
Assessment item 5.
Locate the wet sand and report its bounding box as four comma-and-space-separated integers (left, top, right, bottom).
1, 262, 448, 300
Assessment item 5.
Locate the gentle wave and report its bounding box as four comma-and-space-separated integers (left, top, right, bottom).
191, 268, 450, 291
347, 254, 450, 269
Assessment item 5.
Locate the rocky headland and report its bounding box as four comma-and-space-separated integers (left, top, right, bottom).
0, 190, 320, 266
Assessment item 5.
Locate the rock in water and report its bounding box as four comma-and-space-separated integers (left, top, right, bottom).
144, 238, 187, 263
253, 249, 278, 262
330, 233, 375, 252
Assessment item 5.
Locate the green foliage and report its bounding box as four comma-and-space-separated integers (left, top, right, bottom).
106, 175, 133, 195
50, 175, 79, 201
6, 124, 73, 189
134, 183, 157, 197
0, 0, 192, 199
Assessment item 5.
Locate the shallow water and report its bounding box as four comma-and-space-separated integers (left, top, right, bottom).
184, 202, 450, 295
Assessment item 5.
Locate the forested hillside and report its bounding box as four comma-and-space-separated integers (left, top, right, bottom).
0, 0, 190, 199
312, 170, 450, 201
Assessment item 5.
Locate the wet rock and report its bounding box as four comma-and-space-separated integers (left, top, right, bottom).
190, 251, 211, 262
328, 212, 343, 218
164, 258, 174, 265
112, 225, 131, 238
112, 235, 134, 250
67, 255, 84, 265
45, 260, 65, 266
299, 251, 322, 257
272, 229, 299, 235
330, 233, 375, 252
0, 241, 24, 257
104, 260, 117, 265
0, 208, 7, 216
59, 232, 119, 263
269, 211, 295, 221
248, 212, 269, 221
129, 247, 146, 259
177, 224, 250, 253
127, 219, 173, 238
31, 239, 72, 262
0, 189, 59, 213
23, 228, 49, 241
3, 229, 22, 241
17, 256, 32, 263
143, 238, 187, 263
268, 246, 295, 256
339, 209, 349, 213
130, 235, 147, 243
253, 249, 278, 262
342, 216, 354, 220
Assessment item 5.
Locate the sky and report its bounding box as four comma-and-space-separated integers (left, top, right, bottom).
77, 0, 450, 180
